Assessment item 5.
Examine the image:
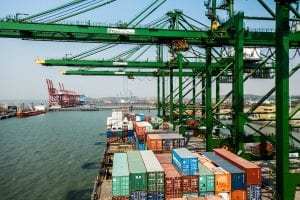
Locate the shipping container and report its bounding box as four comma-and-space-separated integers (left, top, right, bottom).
107, 131, 113, 138
128, 130, 134, 137
196, 157, 231, 193
112, 153, 130, 197
112, 196, 130, 200
197, 161, 215, 193
161, 164, 182, 199
231, 190, 246, 200
198, 191, 214, 197
147, 134, 163, 152
172, 148, 198, 176
182, 193, 198, 198
140, 150, 165, 192
127, 136, 135, 143
155, 153, 172, 164
135, 138, 146, 150
213, 148, 262, 185
203, 152, 246, 190
127, 151, 147, 191
130, 191, 147, 200
247, 185, 261, 200
160, 134, 185, 152
205, 195, 224, 200
147, 192, 165, 200
217, 192, 230, 200
187, 198, 205, 200
182, 175, 199, 194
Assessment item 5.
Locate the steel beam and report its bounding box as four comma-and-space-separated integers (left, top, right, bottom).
169, 68, 174, 126
206, 48, 213, 151
162, 70, 166, 118
232, 12, 245, 153
178, 53, 184, 122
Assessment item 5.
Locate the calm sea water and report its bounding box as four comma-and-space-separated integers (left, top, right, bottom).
0, 111, 112, 200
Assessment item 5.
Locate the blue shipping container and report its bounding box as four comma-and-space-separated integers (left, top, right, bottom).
147, 192, 165, 200
130, 191, 147, 200
172, 148, 198, 176
127, 136, 135, 142
135, 139, 146, 150
128, 130, 134, 137
106, 131, 112, 138
247, 185, 261, 200
203, 152, 246, 190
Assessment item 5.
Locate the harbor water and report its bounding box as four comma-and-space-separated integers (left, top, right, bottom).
0, 111, 112, 200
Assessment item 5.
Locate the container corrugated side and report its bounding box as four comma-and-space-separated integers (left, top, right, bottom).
140, 150, 164, 192
160, 133, 185, 152
247, 185, 261, 200
231, 190, 246, 200
213, 148, 261, 185
200, 160, 231, 193
203, 152, 246, 190
181, 175, 198, 194
146, 134, 163, 152
161, 164, 182, 199
112, 153, 130, 197
172, 148, 198, 176
147, 192, 165, 200
130, 191, 147, 200
198, 191, 214, 197
198, 162, 215, 192
127, 151, 147, 191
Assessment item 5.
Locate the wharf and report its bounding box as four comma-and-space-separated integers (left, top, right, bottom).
0, 112, 16, 120
49, 105, 156, 112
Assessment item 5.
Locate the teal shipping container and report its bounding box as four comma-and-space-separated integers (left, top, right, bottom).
198, 162, 215, 193
127, 151, 147, 191
112, 153, 130, 197
140, 150, 165, 192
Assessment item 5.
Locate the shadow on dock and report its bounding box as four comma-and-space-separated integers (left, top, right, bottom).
66, 188, 92, 200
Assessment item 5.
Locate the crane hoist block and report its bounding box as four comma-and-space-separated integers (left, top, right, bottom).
171, 39, 189, 51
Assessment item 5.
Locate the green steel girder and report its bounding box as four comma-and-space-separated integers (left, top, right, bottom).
232, 12, 245, 153
1, 20, 300, 46
275, 2, 300, 200
206, 48, 213, 151
61, 70, 195, 76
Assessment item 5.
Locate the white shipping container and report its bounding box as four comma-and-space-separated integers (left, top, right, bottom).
136, 115, 142, 122
117, 126, 122, 131
128, 121, 133, 130
106, 117, 112, 126
112, 111, 123, 120
217, 192, 230, 200
112, 125, 118, 131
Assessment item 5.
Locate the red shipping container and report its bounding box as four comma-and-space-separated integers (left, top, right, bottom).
182, 175, 198, 194
231, 190, 246, 200
162, 164, 183, 199
155, 153, 172, 164
147, 134, 163, 152
112, 197, 129, 200
213, 148, 262, 185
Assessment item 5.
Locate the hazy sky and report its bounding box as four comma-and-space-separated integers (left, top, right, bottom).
0, 0, 299, 101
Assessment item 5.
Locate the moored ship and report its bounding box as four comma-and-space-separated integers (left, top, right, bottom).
16, 104, 47, 118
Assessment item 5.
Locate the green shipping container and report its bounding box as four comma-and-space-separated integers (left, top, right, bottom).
112, 153, 130, 197
140, 150, 165, 192
117, 131, 123, 138
127, 151, 147, 191
198, 162, 215, 193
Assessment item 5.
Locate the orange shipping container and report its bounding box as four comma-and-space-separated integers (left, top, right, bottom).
202, 161, 231, 193
147, 134, 163, 152
213, 148, 262, 185
231, 190, 246, 200
194, 153, 231, 193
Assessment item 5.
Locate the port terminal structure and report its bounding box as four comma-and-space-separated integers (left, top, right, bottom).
1, 0, 300, 198
46, 78, 81, 108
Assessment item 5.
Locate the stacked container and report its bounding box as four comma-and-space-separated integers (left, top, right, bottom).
197, 162, 215, 197
155, 153, 172, 164
160, 134, 185, 152
127, 151, 147, 199
196, 153, 231, 199
213, 148, 262, 200
172, 148, 199, 197
147, 134, 163, 153
140, 150, 165, 199
161, 164, 183, 198
135, 121, 153, 143
112, 153, 130, 198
